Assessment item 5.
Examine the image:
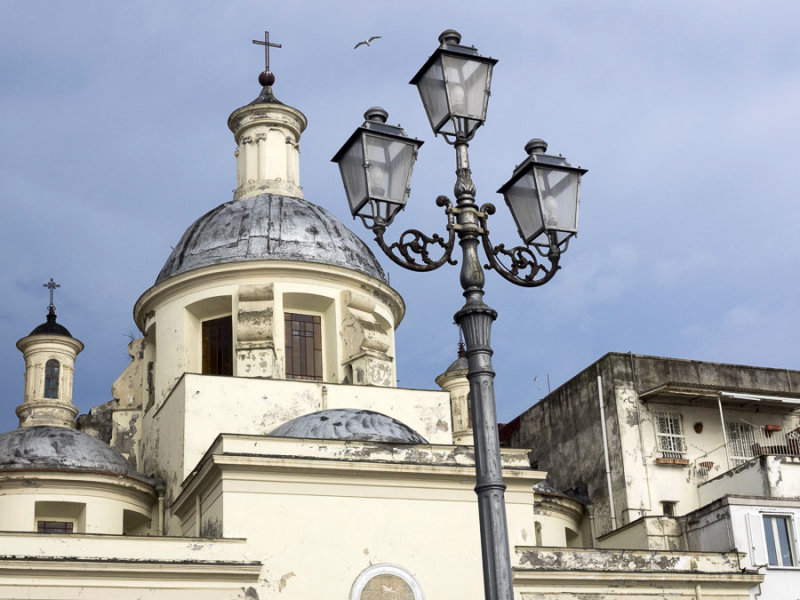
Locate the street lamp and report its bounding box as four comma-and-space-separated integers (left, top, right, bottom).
333, 29, 587, 600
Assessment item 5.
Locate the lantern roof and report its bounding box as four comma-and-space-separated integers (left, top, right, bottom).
409, 29, 497, 87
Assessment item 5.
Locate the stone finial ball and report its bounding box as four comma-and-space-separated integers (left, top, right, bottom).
259, 70, 275, 87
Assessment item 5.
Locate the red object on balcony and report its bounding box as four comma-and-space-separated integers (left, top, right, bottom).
765, 424, 782, 437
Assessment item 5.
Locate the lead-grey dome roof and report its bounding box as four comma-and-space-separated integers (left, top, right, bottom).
156, 194, 387, 283
0, 426, 152, 483
269, 409, 428, 444
29, 312, 73, 338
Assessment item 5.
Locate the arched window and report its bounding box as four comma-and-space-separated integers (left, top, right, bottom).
44, 359, 60, 399
351, 565, 423, 600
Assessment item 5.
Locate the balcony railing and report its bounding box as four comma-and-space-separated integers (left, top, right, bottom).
693, 426, 800, 482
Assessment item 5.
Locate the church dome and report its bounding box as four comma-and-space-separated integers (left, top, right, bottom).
0, 426, 152, 483
269, 409, 428, 444
156, 193, 387, 284
28, 312, 73, 338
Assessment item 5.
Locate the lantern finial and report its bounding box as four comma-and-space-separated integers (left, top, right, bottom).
438, 29, 462, 45
524, 139, 548, 155
364, 107, 389, 123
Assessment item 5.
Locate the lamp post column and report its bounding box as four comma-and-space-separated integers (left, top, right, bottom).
452, 140, 514, 600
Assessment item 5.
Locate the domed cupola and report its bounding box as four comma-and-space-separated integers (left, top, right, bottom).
2, 282, 156, 536
134, 41, 404, 410
154, 68, 386, 285
15, 279, 84, 429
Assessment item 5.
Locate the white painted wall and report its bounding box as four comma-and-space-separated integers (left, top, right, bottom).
690, 498, 800, 600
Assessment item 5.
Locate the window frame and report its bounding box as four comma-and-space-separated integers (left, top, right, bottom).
763, 513, 797, 567
653, 410, 687, 459
284, 311, 323, 381
44, 358, 60, 399
201, 315, 233, 376
36, 520, 74, 534
661, 501, 677, 517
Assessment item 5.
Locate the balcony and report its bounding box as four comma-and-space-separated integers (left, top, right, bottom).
694, 426, 800, 481
694, 427, 800, 503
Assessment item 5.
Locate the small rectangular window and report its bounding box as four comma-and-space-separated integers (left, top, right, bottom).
202, 316, 233, 376
764, 515, 796, 567
661, 501, 677, 517
37, 520, 74, 534
654, 411, 686, 459
285, 313, 322, 381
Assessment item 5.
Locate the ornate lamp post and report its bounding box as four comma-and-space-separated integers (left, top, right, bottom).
333, 29, 587, 600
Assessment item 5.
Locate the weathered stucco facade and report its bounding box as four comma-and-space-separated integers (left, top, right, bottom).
507, 351, 800, 598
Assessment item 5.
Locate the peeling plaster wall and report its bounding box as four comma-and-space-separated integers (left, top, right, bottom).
141, 376, 187, 518
507, 356, 625, 537
140, 374, 453, 513
508, 352, 800, 540
196, 448, 541, 600
596, 516, 683, 551
698, 456, 800, 505
515, 547, 758, 599
0, 532, 260, 599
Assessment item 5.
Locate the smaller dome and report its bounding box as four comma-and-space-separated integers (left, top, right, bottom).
269, 409, 428, 445
0, 427, 151, 483
444, 355, 468, 373
29, 312, 73, 338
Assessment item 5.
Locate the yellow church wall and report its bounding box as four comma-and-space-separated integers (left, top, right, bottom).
168, 435, 546, 600
0, 531, 261, 599
140, 373, 456, 518
0, 472, 154, 535
135, 261, 405, 410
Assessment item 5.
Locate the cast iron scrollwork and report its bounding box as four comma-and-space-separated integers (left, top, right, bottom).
372, 196, 458, 271
477, 203, 562, 287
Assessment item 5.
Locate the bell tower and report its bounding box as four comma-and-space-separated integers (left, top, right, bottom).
15, 279, 84, 428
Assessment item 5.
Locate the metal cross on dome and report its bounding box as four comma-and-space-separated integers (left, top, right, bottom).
43, 277, 60, 311
252, 30, 281, 73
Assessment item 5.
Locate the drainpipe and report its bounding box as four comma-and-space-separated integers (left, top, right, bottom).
717, 394, 731, 470
694, 584, 703, 600
597, 374, 618, 530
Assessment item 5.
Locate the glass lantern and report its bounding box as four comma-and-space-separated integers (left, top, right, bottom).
332, 107, 423, 227
410, 30, 497, 142
497, 139, 587, 248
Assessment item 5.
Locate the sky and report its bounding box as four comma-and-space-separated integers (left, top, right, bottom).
1, 1, 799, 434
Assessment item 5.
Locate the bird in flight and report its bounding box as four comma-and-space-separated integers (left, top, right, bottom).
354, 36, 381, 49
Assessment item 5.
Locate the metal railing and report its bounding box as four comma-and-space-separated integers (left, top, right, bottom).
693, 426, 800, 482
